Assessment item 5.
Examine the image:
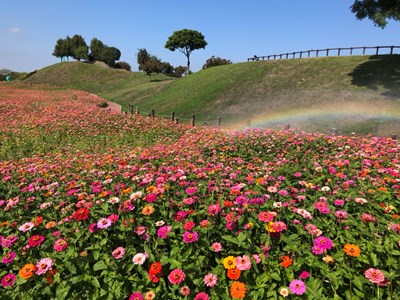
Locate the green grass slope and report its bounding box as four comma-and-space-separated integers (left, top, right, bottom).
22, 55, 400, 135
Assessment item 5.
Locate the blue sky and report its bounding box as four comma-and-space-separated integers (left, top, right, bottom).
1, 0, 399, 72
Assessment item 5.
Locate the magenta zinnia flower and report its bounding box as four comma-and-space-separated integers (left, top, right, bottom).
204, 273, 218, 287
28, 235, 45, 247
183, 231, 198, 243
129, 292, 144, 300
168, 268, 186, 284
313, 236, 333, 251
1, 273, 16, 287
289, 279, 306, 295
157, 225, 171, 239
365, 268, 385, 284
2, 251, 16, 264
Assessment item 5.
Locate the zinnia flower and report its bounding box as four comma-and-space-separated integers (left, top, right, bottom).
194, 292, 209, 300
230, 281, 246, 299
19, 263, 36, 279
236, 255, 251, 271
144, 291, 156, 300
133, 253, 147, 265
18, 222, 35, 232
53, 238, 68, 252
2, 251, 16, 264
280, 256, 293, 268
180, 285, 190, 296
129, 292, 144, 300
35, 258, 53, 275
183, 231, 198, 243
157, 225, 171, 239
343, 244, 361, 257
279, 287, 289, 297
289, 279, 307, 295
204, 273, 218, 287
112, 247, 125, 259
227, 267, 241, 280
211, 242, 222, 252
28, 235, 45, 247
1, 273, 16, 287
73, 208, 90, 221
97, 218, 112, 229
223, 256, 236, 269
168, 268, 186, 285
365, 268, 385, 284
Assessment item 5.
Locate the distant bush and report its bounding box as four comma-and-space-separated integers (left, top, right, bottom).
202, 56, 232, 69
114, 61, 132, 71
97, 100, 109, 108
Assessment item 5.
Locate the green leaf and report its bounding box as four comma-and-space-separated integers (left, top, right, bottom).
93, 260, 107, 271
270, 272, 280, 281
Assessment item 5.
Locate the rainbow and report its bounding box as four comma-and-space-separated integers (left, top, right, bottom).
230, 103, 400, 130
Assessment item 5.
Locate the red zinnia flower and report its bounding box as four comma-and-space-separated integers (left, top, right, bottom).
28, 235, 45, 247
73, 208, 90, 221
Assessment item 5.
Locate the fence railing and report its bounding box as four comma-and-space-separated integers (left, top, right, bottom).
248, 45, 400, 62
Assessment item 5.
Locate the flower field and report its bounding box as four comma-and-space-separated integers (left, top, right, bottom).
1, 85, 400, 299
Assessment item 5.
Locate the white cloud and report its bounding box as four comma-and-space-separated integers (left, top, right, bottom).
9, 27, 22, 34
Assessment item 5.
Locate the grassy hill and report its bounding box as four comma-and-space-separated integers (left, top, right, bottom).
21, 55, 400, 135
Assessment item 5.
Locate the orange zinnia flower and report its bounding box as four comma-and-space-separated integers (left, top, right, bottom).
227, 267, 241, 280
280, 255, 293, 268
343, 244, 361, 257
230, 281, 246, 299
19, 263, 37, 279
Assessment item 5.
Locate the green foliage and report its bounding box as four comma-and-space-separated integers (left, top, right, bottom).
136, 48, 151, 71
99, 47, 121, 67
202, 56, 232, 69
89, 38, 105, 62
165, 28, 207, 75
70, 35, 89, 61
351, 0, 400, 28
114, 61, 131, 71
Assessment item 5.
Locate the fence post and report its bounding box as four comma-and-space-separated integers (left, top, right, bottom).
350, 47, 353, 55
128, 104, 132, 114
217, 116, 222, 126
338, 48, 341, 56
307, 51, 310, 58
316, 50, 319, 57
191, 114, 195, 126
376, 46, 380, 55
175, 118, 179, 125
363, 47, 366, 55
300, 52, 303, 58
151, 109, 155, 118
326, 49, 329, 56
171, 112, 175, 122
136, 107, 140, 115
390, 46, 394, 55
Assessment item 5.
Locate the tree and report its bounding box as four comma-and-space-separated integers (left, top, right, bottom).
114, 61, 131, 71
165, 29, 207, 75
141, 58, 162, 81
70, 35, 88, 61
99, 46, 121, 67
350, 0, 400, 28
52, 37, 72, 61
136, 48, 151, 71
202, 56, 232, 69
89, 38, 105, 62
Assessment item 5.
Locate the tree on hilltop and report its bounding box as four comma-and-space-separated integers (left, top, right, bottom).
70, 35, 88, 61
165, 29, 207, 75
202, 56, 232, 69
89, 38, 105, 62
136, 48, 152, 71
351, 0, 400, 28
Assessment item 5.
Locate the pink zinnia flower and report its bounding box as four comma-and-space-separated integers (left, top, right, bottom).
236, 255, 251, 271
183, 231, 198, 243
183, 221, 195, 231
168, 268, 186, 284
1, 273, 16, 287
28, 235, 45, 247
258, 211, 276, 222
132, 253, 147, 265
129, 292, 144, 300
194, 292, 209, 300
299, 271, 310, 279
211, 242, 222, 252
35, 258, 53, 275
157, 225, 171, 239
97, 218, 112, 229
203, 273, 218, 287
365, 268, 385, 284
185, 187, 198, 195
180, 285, 191, 296
2, 251, 16, 264
53, 238, 68, 252
289, 279, 306, 295
208, 204, 221, 216
145, 193, 157, 203
18, 222, 35, 232
271, 221, 287, 233
112, 247, 125, 259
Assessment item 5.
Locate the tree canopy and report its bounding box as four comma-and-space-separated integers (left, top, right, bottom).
351, 0, 400, 28
165, 29, 207, 75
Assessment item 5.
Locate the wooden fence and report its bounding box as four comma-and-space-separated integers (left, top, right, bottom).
248, 45, 400, 62
126, 105, 223, 127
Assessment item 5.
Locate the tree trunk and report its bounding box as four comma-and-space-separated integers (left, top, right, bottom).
186, 55, 190, 76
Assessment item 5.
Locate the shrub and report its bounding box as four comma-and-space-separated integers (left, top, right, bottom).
114, 61, 132, 71
202, 56, 232, 69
